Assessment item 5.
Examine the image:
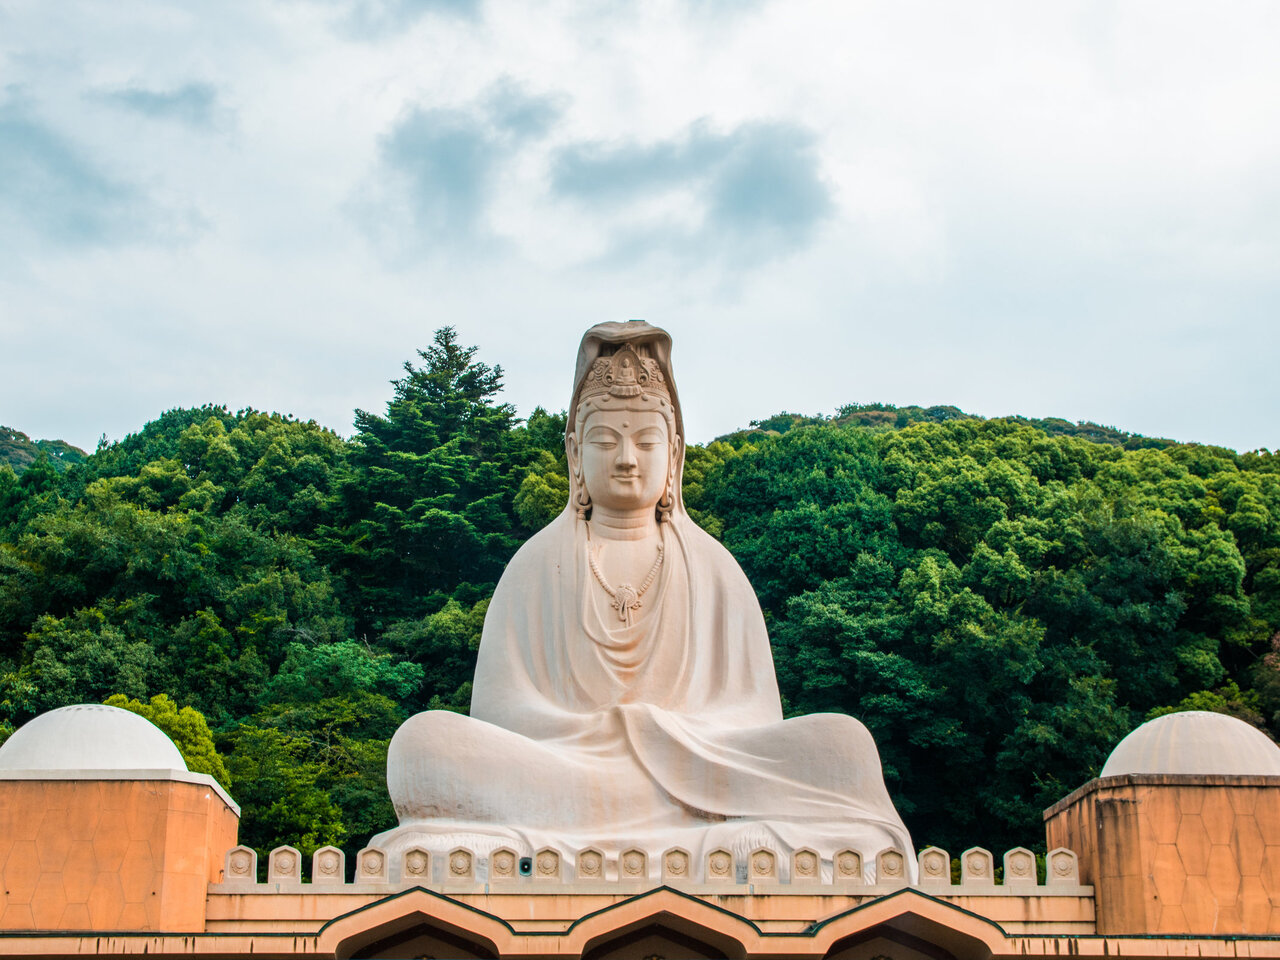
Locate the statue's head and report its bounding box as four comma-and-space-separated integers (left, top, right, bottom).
567, 323, 684, 522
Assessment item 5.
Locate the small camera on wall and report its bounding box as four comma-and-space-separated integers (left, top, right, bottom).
518, 857, 533, 877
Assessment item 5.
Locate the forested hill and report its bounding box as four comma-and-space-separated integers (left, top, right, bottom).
0, 427, 87, 474
743, 404, 1177, 449
2, 328, 1278, 866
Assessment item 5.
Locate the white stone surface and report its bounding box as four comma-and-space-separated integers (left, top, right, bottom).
0, 704, 240, 812
1100, 710, 1280, 777
375, 322, 915, 882
0, 703, 186, 772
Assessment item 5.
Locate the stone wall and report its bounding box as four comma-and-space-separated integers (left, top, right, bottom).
1044, 773, 1280, 935
0, 778, 238, 931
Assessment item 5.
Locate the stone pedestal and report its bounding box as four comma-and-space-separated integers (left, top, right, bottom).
0, 774, 239, 931
1044, 773, 1280, 935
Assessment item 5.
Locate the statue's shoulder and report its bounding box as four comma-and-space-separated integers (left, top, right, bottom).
675, 516, 758, 596
498, 512, 573, 580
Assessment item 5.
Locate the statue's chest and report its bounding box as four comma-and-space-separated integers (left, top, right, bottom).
587, 539, 665, 629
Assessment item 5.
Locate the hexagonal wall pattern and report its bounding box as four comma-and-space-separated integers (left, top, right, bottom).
1046, 777, 1280, 936
0, 779, 239, 932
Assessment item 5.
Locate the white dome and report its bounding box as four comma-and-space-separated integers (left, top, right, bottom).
1101, 710, 1280, 778
0, 704, 187, 773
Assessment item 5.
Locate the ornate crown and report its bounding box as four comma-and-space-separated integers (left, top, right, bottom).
577, 344, 671, 404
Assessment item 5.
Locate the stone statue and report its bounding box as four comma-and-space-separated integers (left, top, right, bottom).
374, 321, 914, 881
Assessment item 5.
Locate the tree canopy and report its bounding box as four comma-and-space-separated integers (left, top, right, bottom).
3, 328, 1277, 861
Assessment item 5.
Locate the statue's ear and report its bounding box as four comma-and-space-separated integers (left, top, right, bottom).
658, 434, 682, 522
566, 433, 591, 519
566, 433, 581, 477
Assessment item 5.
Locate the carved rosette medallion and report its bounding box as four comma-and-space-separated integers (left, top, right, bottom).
361, 850, 385, 878
1048, 849, 1077, 884
750, 850, 776, 879
793, 850, 819, 880
229, 850, 252, 878
834, 850, 862, 880
878, 849, 905, 880
491, 850, 517, 879
404, 850, 430, 879
707, 850, 733, 881
663, 849, 689, 879
536, 850, 560, 878
449, 850, 473, 878
921, 849, 948, 880
1006, 848, 1035, 883
621, 849, 646, 879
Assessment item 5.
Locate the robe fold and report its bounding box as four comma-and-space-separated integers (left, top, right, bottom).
376, 510, 915, 881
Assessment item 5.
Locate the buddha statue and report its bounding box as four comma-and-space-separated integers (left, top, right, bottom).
374, 321, 914, 881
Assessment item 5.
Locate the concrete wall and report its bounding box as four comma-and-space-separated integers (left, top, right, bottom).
1045, 773, 1280, 935
0, 778, 239, 931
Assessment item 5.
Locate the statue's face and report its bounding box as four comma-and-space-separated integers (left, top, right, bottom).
580, 406, 670, 514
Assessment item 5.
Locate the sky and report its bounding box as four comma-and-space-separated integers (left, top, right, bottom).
2, 0, 1278, 454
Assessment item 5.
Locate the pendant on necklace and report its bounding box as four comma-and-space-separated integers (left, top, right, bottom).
611, 583, 641, 626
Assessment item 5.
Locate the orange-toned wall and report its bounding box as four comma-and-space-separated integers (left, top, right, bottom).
1045, 774, 1280, 936
0, 779, 239, 932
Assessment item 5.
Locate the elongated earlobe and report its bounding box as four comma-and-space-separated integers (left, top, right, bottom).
656, 436, 681, 523
567, 434, 592, 519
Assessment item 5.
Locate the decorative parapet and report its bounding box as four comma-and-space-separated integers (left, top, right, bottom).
706, 848, 735, 882
1003, 846, 1037, 887
1046, 847, 1079, 885
209, 842, 1090, 891
445, 848, 475, 882
224, 845, 257, 885
576, 847, 605, 881
877, 848, 908, 886
355, 846, 388, 883
533, 848, 561, 881
662, 847, 691, 881
961, 847, 994, 884
834, 849, 863, 881
401, 847, 431, 883
792, 848, 820, 882
619, 848, 648, 881
490, 847, 519, 880
749, 848, 777, 881
267, 846, 301, 884
312, 846, 345, 885
917, 846, 950, 886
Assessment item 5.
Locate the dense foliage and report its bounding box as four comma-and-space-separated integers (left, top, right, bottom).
2, 328, 1277, 862
0, 427, 87, 475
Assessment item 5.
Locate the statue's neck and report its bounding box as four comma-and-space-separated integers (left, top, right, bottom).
588, 507, 659, 542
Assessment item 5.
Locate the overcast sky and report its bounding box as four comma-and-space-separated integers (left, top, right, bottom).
2, 1, 1278, 454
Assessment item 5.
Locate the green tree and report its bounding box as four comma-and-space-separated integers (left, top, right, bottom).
320, 327, 533, 634
104, 693, 232, 788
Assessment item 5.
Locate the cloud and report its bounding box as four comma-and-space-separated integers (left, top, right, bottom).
94, 82, 223, 129
0, 95, 152, 248
550, 119, 833, 266
321, 0, 481, 39
352, 106, 501, 258
353, 79, 565, 260
483, 78, 564, 142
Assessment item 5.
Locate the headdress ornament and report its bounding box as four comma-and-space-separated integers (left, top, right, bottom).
566, 321, 685, 523
576, 343, 672, 406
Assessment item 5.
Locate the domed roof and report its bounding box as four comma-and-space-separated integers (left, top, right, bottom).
1101, 710, 1280, 778
0, 704, 187, 773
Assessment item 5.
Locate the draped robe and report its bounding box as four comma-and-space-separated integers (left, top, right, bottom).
377, 508, 915, 880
